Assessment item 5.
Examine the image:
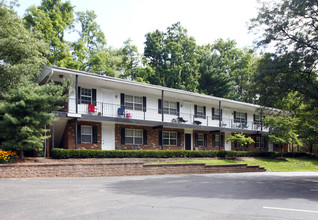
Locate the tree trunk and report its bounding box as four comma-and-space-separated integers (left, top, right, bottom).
309, 143, 313, 154
19, 148, 24, 159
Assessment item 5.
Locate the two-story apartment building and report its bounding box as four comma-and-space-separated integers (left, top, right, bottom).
39, 66, 285, 155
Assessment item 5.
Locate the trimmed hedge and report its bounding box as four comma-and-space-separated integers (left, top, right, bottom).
51, 148, 316, 159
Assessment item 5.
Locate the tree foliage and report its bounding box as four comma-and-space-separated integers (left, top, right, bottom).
0, 3, 48, 95
226, 133, 255, 147
24, 0, 74, 67
144, 22, 199, 91
0, 80, 70, 157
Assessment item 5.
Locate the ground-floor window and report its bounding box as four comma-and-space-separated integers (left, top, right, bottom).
255, 137, 261, 148
81, 125, 92, 143
125, 129, 143, 145
163, 131, 177, 146
197, 133, 204, 146
214, 134, 220, 147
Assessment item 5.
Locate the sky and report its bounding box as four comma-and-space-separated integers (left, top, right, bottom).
16, 0, 261, 53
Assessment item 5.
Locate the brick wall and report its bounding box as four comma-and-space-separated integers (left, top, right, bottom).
230, 133, 269, 152
60, 120, 101, 150
0, 162, 265, 178
193, 130, 225, 151
115, 124, 184, 150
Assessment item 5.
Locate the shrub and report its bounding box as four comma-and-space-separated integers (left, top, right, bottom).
51, 149, 316, 159
0, 149, 18, 164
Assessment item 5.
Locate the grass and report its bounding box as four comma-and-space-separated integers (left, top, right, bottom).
150, 158, 318, 172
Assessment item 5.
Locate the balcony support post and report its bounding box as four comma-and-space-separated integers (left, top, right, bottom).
219, 101, 221, 150
75, 118, 78, 149
161, 90, 164, 150
75, 75, 78, 113
260, 107, 263, 132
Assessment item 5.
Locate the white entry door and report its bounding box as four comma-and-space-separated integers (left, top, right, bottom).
102, 125, 115, 150
101, 89, 115, 117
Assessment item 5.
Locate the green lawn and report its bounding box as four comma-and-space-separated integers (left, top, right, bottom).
150, 158, 318, 172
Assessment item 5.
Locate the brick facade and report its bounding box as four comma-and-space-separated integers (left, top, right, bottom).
193, 130, 225, 151
230, 133, 269, 152
60, 120, 101, 150
115, 124, 184, 150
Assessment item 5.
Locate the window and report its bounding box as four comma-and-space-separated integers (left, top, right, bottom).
81, 126, 92, 143
197, 134, 204, 146
81, 88, 92, 104
214, 134, 220, 147
196, 106, 205, 118
163, 131, 177, 146
255, 137, 260, 148
164, 101, 177, 115
125, 95, 143, 111
234, 111, 247, 123
254, 114, 261, 124
212, 108, 221, 120
125, 129, 143, 145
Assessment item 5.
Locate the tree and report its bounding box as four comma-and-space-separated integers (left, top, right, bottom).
0, 3, 48, 96
70, 10, 107, 71
144, 22, 199, 91
0, 79, 70, 158
249, 0, 318, 107
226, 133, 255, 149
24, 0, 75, 67
264, 116, 301, 154
120, 39, 141, 80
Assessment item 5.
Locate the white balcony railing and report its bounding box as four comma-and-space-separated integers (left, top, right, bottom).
63, 98, 267, 132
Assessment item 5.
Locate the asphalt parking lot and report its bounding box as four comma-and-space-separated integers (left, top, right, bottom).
1, 172, 318, 220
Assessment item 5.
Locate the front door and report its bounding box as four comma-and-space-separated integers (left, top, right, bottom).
185, 133, 191, 150
102, 125, 115, 150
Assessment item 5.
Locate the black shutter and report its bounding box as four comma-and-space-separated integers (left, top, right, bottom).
121, 128, 125, 144
143, 96, 147, 112
143, 129, 147, 145
77, 87, 81, 104
220, 109, 223, 121
212, 108, 215, 120
253, 114, 256, 122
177, 102, 180, 116
212, 134, 215, 147
92, 89, 97, 105
158, 99, 162, 114
159, 130, 162, 145
194, 105, 197, 118
195, 133, 198, 147
203, 106, 206, 119
204, 134, 207, 147
234, 111, 237, 122
92, 126, 97, 143
177, 132, 181, 146
120, 93, 125, 109
245, 113, 248, 123
221, 133, 224, 147
77, 125, 81, 143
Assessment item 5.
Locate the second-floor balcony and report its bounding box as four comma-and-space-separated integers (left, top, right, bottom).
63, 98, 267, 132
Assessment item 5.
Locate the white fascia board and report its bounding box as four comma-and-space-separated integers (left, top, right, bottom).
46, 66, 284, 113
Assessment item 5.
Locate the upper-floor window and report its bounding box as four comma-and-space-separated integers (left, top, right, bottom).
212, 108, 222, 120
163, 131, 177, 146
121, 93, 146, 112
125, 129, 143, 145
234, 111, 247, 123
78, 87, 96, 105
125, 95, 143, 111
254, 114, 261, 124
194, 105, 206, 119
158, 99, 179, 116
